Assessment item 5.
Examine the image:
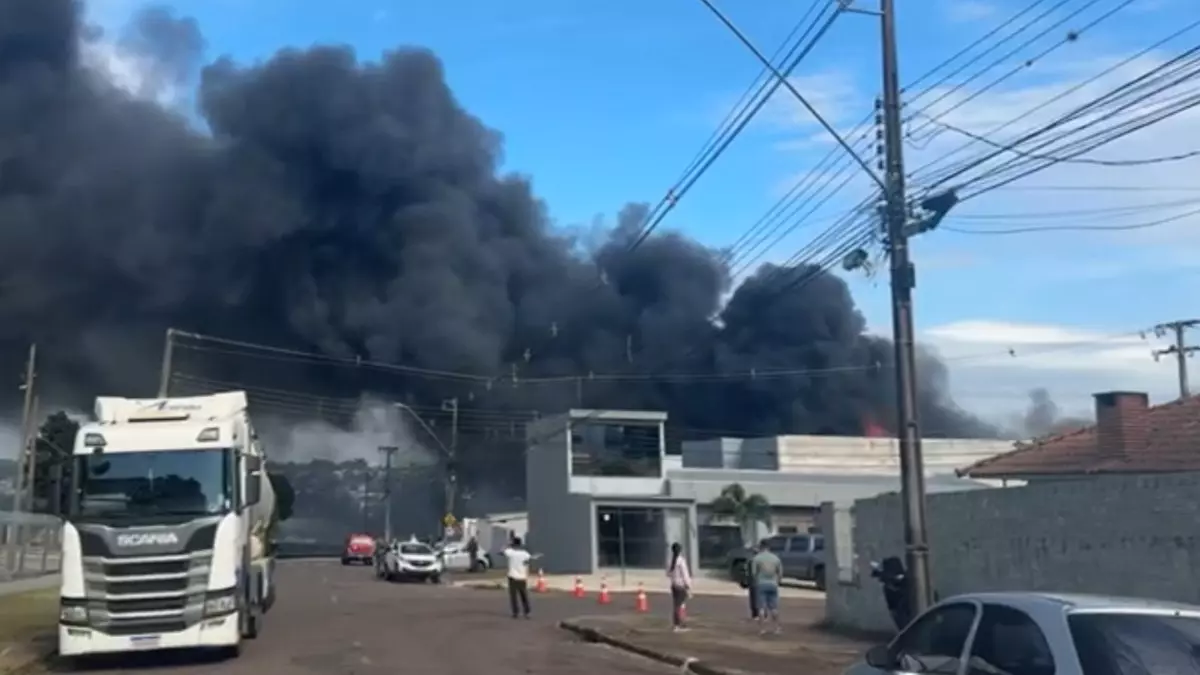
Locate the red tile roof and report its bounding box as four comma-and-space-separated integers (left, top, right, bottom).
960, 395, 1200, 478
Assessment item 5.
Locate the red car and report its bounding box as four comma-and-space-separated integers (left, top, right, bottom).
341, 533, 377, 565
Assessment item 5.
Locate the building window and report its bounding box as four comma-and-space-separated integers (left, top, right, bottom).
570, 422, 662, 477
776, 526, 799, 535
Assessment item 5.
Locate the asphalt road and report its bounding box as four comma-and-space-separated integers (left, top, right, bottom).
43, 559, 687, 674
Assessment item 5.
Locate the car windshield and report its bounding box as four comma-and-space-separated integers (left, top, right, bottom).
74, 449, 232, 522
400, 543, 433, 555
1069, 612, 1200, 675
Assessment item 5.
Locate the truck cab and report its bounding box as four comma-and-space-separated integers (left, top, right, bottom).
58, 392, 274, 659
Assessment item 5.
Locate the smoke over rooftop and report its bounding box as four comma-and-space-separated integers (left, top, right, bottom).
0, 0, 998, 467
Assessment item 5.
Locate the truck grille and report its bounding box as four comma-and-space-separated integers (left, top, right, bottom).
103, 560, 190, 578
82, 551, 213, 634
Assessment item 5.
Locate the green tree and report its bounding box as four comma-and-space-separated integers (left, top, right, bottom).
32, 411, 79, 515
708, 483, 772, 546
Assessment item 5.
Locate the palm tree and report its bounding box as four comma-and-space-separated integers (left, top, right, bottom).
708, 483, 772, 546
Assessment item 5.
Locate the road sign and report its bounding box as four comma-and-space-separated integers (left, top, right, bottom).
443, 513, 457, 528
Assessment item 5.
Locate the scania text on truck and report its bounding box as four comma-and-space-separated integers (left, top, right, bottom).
58, 391, 276, 659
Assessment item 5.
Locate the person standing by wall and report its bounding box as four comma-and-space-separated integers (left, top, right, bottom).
466, 536, 480, 572
667, 542, 692, 632
503, 537, 532, 619
750, 539, 783, 635
742, 557, 759, 620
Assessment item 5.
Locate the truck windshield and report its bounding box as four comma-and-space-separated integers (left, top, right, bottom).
75, 449, 232, 521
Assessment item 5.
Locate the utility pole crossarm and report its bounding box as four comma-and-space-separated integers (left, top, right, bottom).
1152, 319, 1200, 398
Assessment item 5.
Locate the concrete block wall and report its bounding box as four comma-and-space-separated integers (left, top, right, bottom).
823, 471, 1200, 633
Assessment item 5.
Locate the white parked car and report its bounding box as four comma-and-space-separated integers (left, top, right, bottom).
438, 541, 491, 572
376, 540, 444, 583
845, 591, 1200, 675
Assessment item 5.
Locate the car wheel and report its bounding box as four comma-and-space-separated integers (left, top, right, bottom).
341, 558, 350, 566
430, 574, 442, 585
814, 566, 826, 591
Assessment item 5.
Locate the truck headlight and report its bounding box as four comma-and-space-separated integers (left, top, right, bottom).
204, 588, 238, 617
60, 603, 88, 625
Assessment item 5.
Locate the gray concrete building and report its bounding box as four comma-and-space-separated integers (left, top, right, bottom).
525, 409, 999, 575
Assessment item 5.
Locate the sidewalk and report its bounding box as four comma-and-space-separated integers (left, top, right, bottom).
533, 572, 824, 599
561, 607, 870, 675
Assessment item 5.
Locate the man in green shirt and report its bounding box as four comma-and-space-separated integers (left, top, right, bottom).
750, 539, 783, 634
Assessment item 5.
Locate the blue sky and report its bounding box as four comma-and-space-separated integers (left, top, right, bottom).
85, 0, 1198, 419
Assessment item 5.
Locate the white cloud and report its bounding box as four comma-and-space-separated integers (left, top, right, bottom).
944, 0, 1000, 24
79, 2, 191, 108
81, 40, 179, 105
918, 319, 1181, 420
759, 70, 863, 133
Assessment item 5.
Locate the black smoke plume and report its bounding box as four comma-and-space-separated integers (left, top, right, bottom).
0, 1, 997, 478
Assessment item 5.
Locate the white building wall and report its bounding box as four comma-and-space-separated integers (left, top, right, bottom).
525, 414, 592, 573
681, 435, 1018, 485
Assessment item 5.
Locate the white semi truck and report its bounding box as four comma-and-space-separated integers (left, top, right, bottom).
58, 391, 276, 659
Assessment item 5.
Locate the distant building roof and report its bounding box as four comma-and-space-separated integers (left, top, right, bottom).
961, 392, 1200, 479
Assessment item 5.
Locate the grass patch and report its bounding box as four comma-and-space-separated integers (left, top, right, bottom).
0, 589, 57, 641
0, 589, 57, 673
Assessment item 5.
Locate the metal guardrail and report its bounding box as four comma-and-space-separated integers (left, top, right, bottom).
0, 511, 62, 581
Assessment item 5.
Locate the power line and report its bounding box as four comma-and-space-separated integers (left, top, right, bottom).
696, 0, 883, 189
913, 111, 1200, 166
951, 197, 1200, 220
943, 204, 1200, 234
900, 0, 1056, 99
909, 15, 1200, 184
905, 0, 1130, 144
938, 48, 1200, 200
624, 0, 842, 252
676, 1, 826, 183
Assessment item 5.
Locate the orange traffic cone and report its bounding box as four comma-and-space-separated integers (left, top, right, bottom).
635, 583, 649, 613
597, 576, 611, 605
573, 576, 585, 598
535, 569, 547, 593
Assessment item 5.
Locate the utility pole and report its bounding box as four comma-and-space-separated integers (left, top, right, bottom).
6, 344, 37, 571
441, 398, 459, 524
378, 445, 398, 542
697, 0, 948, 613
879, 0, 934, 614
1153, 319, 1200, 398
22, 396, 40, 512
11, 344, 37, 514
157, 327, 177, 397
361, 470, 372, 531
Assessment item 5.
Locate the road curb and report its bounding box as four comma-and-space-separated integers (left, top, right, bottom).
559, 620, 731, 675
454, 581, 504, 590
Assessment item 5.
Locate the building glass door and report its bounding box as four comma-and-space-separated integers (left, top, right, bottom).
595, 506, 666, 569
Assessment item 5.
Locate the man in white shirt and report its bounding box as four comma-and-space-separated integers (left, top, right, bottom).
503, 537, 533, 619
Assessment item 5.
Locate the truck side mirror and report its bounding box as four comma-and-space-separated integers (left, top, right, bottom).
245, 456, 263, 506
